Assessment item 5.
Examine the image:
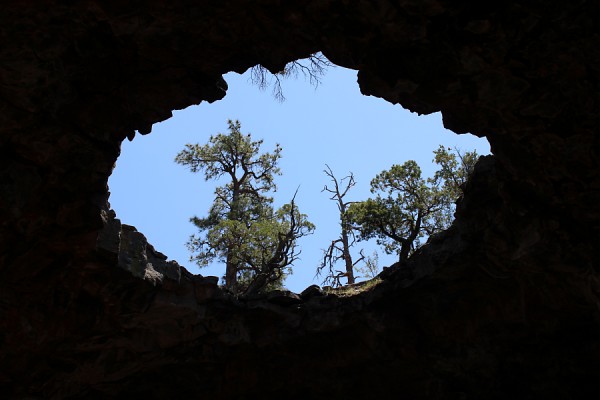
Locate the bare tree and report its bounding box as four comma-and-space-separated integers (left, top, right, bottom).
250, 53, 333, 102
316, 165, 365, 287
356, 251, 380, 280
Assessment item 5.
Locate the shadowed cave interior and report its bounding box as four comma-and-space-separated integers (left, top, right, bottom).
0, 1, 599, 399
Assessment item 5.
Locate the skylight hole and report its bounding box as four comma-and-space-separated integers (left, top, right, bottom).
108, 57, 491, 293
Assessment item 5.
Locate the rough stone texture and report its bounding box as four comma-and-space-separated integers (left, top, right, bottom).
1, 1, 599, 399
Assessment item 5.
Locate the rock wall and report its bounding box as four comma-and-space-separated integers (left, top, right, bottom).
1, 1, 599, 398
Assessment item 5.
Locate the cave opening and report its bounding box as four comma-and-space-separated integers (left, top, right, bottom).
108, 59, 491, 293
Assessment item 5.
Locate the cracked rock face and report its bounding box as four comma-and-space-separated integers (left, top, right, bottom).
1, 1, 599, 399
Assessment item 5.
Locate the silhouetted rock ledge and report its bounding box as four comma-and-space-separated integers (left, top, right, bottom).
1, 1, 599, 399
97, 208, 184, 285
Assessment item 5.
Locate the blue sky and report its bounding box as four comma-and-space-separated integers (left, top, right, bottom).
108, 62, 490, 293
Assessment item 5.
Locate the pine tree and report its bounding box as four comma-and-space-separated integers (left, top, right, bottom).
175, 120, 314, 294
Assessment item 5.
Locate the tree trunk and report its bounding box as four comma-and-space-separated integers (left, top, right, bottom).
399, 212, 423, 264
244, 272, 268, 295
341, 227, 355, 284
225, 182, 241, 292
225, 253, 237, 292
399, 241, 411, 264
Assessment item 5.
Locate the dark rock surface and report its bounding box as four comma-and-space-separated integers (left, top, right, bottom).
1, 1, 599, 398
